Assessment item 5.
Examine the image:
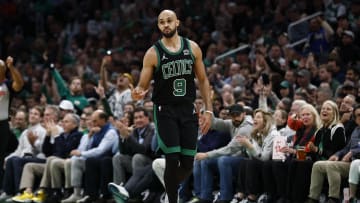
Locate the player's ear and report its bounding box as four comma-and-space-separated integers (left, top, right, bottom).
176, 19, 180, 27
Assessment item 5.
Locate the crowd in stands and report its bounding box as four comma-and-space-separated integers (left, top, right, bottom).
1, 0, 360, 203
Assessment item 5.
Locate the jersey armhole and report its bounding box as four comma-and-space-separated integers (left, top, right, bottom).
153, 45, 161, 72
185, 38, 195, 61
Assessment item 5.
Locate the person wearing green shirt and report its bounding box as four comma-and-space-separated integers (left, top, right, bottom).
11, 110, 28, 139
51, 68, 89, 114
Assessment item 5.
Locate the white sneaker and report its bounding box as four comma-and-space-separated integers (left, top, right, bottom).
0, 192, 10, 201
141, 189, 150, 201
76, 195, 92, 203
108, 182, 129, 200
160, 192, 168, 203
257, 193, 269, 203
61, 193, 82, 203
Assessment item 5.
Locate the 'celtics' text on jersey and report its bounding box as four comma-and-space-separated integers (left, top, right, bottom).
152, 37, 196, 104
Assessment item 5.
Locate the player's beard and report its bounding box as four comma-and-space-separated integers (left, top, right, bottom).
162, 28, 176, 38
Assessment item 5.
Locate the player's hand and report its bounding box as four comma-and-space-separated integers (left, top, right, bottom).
131, 86, 148, 101
200, 111, 212, 135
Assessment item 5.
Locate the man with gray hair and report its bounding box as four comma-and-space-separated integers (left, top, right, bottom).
11, 113, 83, 203
62, 110, 118, 203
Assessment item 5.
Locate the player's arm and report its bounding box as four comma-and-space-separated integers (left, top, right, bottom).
191, 41, 212, 113
191, 40, 212, 134
132, 47, 157, 100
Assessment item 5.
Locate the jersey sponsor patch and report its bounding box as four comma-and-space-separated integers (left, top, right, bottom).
183, 49, 190, 55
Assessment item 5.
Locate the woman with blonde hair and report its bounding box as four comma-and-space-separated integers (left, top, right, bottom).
264, 103, 322, 202
305, 100, 347, 203
235, 109, 279, 202
307, 100, 345, 161
291, 100, 346, 202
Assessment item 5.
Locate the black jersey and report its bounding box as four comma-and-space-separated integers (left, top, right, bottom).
152, 37, 196, 105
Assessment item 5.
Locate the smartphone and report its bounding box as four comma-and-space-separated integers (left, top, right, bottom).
261, 73, 270, 85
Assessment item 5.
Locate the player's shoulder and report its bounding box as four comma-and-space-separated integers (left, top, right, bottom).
143, 46, 159, 67
183, 38, 201, 57
144, 46, 158, 57
181, 37, 200, 51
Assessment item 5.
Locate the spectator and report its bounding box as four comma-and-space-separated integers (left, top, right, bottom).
11, 113, 82, 203
295, 69, 317, 95
223, 63, 241, 84
339, 94, 357, 140
324, 0, 347, 28
50, 66, 89, 114
59, 100, 76, 119
318, 64, 340, 95
0, 106, 46, 201
111, 107, 155, 186
305, 17, 334, 58
271, 104, 321, 202
100, 56, 133, 120
11, 109, 28, 139
315, 86, 333, 112
61, 110, 118, 203
306, 104, 360, 203
273, 109, 288, 135
195, 104, 253, 202
236, 109, 278, 202
276, 97, 292, 113
108, 135, 160, 203
279, 81, 293, 99
265, 44, 286, 75
333, 30, 360, 67
290, 100, 346, 202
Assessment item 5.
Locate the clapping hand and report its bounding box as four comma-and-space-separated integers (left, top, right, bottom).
44, 120, 59, 136
27, 131, 39, 146
235, 135, 252, 148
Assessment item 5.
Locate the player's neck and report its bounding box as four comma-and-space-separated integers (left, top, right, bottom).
161, 35, 181, 52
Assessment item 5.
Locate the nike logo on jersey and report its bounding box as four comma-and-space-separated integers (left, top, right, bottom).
162, 54, 168, 61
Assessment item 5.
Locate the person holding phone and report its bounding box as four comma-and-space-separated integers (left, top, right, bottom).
257, 74, 280, 112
